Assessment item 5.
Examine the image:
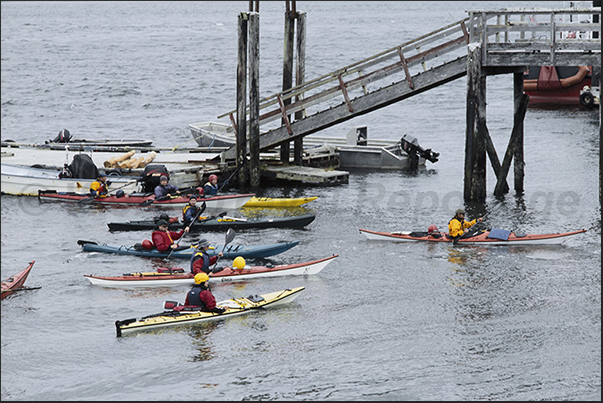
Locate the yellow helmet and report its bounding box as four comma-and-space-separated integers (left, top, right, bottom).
194, 272, 209, 284
233, 256, 246, 270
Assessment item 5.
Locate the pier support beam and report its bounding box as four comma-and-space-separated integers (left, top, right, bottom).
464, 43, 487, 201
494, 92, 528, 196
236, 13, 249, 186
293, 11, 306, 166
280, 8, 295, 164
280, 3, 306, 166
512, 71, 525, 192
249, 12, 261, 187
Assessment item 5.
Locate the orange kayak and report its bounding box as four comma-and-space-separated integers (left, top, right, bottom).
359, 228, 587, 245
1, 261, 35, 300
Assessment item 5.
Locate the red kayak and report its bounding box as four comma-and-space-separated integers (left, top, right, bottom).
84, 255, 338, 288
359, 228, 587, 245
1, 261, 35, 299
38, 190, 254, 210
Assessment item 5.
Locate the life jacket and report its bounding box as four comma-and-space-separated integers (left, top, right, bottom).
90, 180, 107, 195
186, 285, 207, 309
190, 251, 210, 274
182, 204, 199, 221
203, 182, 218, 196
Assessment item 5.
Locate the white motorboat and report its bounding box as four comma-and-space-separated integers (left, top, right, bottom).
1, 163, 140, 196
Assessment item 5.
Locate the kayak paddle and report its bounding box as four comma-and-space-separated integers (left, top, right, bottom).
8, 286, 42, 293
165, 202, 206, 259
217, 161, 245, 193
141, 194, 177, 206
78, 178, 139, 204
211, 228, 236, 271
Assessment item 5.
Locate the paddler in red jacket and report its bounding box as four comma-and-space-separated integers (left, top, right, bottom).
190, 239, 223, 274
151, 220, 190, 251
183, 273, 225, 314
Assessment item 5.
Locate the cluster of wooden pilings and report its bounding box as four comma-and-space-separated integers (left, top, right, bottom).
233, 1, 307, 187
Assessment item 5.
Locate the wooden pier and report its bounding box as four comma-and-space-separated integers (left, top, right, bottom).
222, 4, 600, 200
261, 165, 348, 185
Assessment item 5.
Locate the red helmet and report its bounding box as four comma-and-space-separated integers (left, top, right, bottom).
209, 174, 218, 181
141, 239, 154, 250
427, 225, 439, 233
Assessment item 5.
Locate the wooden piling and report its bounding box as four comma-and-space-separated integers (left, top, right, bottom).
236, 12, 249, 186
280, 9, 295, 164
464, 43, 487, 201
494, 93, 529, 196
293, 11, 306, 166
512, 71, 525, 192
249, 12, 261, 187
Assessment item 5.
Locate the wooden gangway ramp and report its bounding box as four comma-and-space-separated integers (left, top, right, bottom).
219, 7, 599, 163
220, 17, 472, 160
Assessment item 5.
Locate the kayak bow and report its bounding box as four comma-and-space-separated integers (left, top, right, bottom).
1, 261, 35, 300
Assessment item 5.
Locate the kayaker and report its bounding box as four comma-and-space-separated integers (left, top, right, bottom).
154, 175, 180, 201
184, 272, 226, 314
190, 239, 223, 274
89, 172, 109, 197
152, 220, 190, 252
448, 208, 482, 239
182, 195, 201, 227
203, 174, 228, 196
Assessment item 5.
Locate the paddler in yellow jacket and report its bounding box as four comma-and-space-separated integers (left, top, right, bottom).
448, 208, 482, 239
90, 171, 109, 197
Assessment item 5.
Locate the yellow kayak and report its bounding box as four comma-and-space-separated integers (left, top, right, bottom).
243, 196, 318, 208
115, 286, 305, 336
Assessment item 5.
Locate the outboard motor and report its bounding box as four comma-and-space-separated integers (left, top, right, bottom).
46, 129, 72, 144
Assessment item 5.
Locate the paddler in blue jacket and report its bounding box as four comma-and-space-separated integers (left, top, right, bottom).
184, 273, 226, 314
154, 175, 181, 201
203, 174, 228, 196
448, 208, 482, 239
182, 195, 201, 227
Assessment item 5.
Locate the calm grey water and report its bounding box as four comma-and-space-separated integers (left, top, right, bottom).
1, 1, 600, 401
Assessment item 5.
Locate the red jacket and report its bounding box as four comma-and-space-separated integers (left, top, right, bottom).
151, 229, 185, 252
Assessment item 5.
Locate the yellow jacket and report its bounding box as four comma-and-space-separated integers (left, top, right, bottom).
448, 218, 476, 238
90, 180, 108, 196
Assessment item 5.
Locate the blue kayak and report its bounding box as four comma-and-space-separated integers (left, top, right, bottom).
77, 240, 299, 259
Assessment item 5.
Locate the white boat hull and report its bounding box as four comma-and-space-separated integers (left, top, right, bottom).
86, 255, 337, 288
360, 229, 586, 245
1, 164, 139, 196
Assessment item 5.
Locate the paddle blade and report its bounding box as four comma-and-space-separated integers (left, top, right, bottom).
141, 199, 155, 206
78, 196, 96, 204
224, 228, 236, 245
77, 240, 98, 246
